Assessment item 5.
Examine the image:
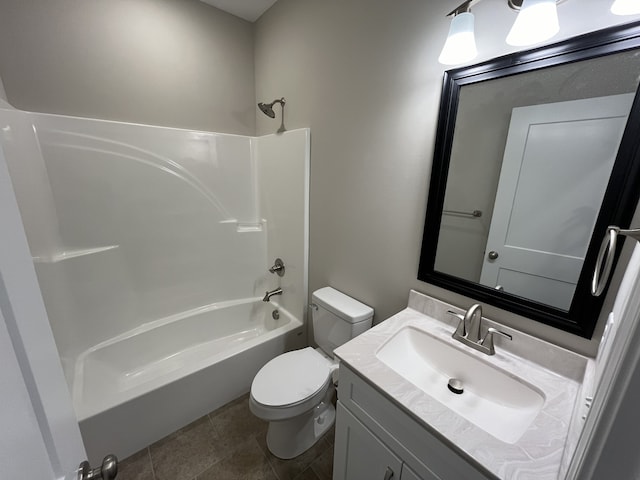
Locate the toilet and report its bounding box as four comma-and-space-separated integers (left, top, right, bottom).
250, 286, 374, 459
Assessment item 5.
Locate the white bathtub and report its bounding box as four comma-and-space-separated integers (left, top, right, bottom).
75, 298, 304, 463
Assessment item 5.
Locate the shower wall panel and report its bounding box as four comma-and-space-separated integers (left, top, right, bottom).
3, 111, 266, 380
256, 129, 310, 326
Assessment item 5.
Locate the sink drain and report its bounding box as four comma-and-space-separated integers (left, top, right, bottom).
447, 378, 464, 395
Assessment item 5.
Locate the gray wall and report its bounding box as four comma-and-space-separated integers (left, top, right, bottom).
0, 0, 256, 134
255, 0, 640, 355
1, 0, 639, 354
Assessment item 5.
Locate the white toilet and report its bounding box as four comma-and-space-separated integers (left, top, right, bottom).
250, 286, 374, 459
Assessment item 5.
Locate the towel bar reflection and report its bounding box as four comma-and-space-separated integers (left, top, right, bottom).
592, 226, 640, 296
443, 209, 483, 218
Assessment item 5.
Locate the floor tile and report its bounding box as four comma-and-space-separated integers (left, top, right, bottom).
137, 394, 336, 480
292, 468, 321, 480
117, 448, 155, 480
310, 446, 333, 480
149, 415, 225, 480
257, 435, 332, 480
196, 437, 277, 480
322, 425, 335, 446
209, 394, 268, 458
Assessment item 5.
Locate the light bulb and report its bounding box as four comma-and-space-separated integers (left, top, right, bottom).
506, 0, 559, 47
439, 12, 478, 66
611, 0, 640, 15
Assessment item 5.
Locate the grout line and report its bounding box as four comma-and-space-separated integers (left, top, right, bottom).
146, 447, 157, 480
292, 467, 314, 480
190, 454, 227, 480
253, 436, 281, 480
268, 459, 281, 480
206, 412, 216, 431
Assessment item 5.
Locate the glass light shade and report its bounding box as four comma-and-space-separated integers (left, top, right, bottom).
611, 0, 640, 15
506, 0, 559, 47
438, 12, 478, 66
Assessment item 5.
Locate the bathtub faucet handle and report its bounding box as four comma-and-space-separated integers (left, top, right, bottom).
268, 258, 285, 277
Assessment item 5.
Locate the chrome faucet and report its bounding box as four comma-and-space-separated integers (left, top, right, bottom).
263, 287, 283, 302
447, 303, 512, 355
463, 303, 483, 343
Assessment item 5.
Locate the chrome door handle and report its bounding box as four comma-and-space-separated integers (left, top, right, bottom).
78, 455, 118, 480
488, 251, 499, 260
592, 226, 640, 296
383, 467, 394, 480
592, 227, 617, 296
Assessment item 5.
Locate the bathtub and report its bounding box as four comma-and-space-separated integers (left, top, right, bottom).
75, 298, 304, 464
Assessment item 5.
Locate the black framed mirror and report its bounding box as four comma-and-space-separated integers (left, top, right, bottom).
418, 21, 640, 339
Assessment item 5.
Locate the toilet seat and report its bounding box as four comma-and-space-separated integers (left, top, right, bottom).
250, 347, 334, 421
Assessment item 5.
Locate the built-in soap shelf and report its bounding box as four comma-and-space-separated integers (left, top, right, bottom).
219, 219, 266, 233
33, 245, 119, 264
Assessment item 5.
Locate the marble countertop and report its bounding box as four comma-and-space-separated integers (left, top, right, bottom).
334, 290, 589, 480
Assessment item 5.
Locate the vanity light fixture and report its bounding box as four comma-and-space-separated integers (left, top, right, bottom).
438, 0, 564, 65
506, 0, 559, 46
611, 0, 640, 15
439, 2, 478, 65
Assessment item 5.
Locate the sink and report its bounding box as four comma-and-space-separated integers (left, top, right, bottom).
375, 326, 545, 444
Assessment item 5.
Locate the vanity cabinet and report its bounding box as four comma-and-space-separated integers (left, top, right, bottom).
333, 364, 495, 480
333, 404, 403, 480
334, 403, 434, 480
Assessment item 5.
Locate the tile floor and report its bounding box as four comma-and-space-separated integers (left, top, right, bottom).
116, 394, 334, 480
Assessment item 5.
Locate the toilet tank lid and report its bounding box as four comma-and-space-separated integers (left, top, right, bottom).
312, 287, 374, 323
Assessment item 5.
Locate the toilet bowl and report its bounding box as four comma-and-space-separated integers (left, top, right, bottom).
250, 347, 337, 458
250, 287, 373, 459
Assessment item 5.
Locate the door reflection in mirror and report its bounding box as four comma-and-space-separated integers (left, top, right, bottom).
439, 94, 634, 310
433, 50, 640, 311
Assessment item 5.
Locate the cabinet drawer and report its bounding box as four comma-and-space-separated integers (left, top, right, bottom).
338, 364, 495, 480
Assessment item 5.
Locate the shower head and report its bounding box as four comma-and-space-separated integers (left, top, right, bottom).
258, 97, 286, 119
258, 102, 276, 118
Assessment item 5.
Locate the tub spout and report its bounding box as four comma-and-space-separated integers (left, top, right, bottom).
263, 288, 283, 302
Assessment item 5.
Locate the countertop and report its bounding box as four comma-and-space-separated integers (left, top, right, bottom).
334, 290, 590, 480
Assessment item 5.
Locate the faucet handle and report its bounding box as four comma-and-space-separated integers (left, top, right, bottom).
268, 258, 285, 277
447, 310, 466, 337
480, 327, 512, 355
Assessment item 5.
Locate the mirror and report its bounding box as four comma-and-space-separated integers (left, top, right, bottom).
418, 22, 640, 338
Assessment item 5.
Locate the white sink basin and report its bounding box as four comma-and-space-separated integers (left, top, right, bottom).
375, 326, 545, 444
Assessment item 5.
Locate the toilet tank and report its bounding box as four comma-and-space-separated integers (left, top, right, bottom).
311, 287, 374, 355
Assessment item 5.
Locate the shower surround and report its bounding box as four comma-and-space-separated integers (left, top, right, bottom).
0, 100, 309, 463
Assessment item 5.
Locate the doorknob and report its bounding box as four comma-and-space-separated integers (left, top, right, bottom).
488, 251, 499, 260
78, 454, 118, 480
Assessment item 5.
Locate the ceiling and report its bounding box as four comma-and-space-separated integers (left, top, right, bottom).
199, 0, 279, 22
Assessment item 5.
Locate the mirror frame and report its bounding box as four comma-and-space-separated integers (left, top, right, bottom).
418, 21, 640, 339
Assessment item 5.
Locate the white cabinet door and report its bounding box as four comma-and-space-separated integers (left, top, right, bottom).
401, 464, 426, 480
480, 93, 634, 310
333, 402, 403, 480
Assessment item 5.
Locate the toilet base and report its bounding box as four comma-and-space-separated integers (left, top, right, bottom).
266, 400, 336, 459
